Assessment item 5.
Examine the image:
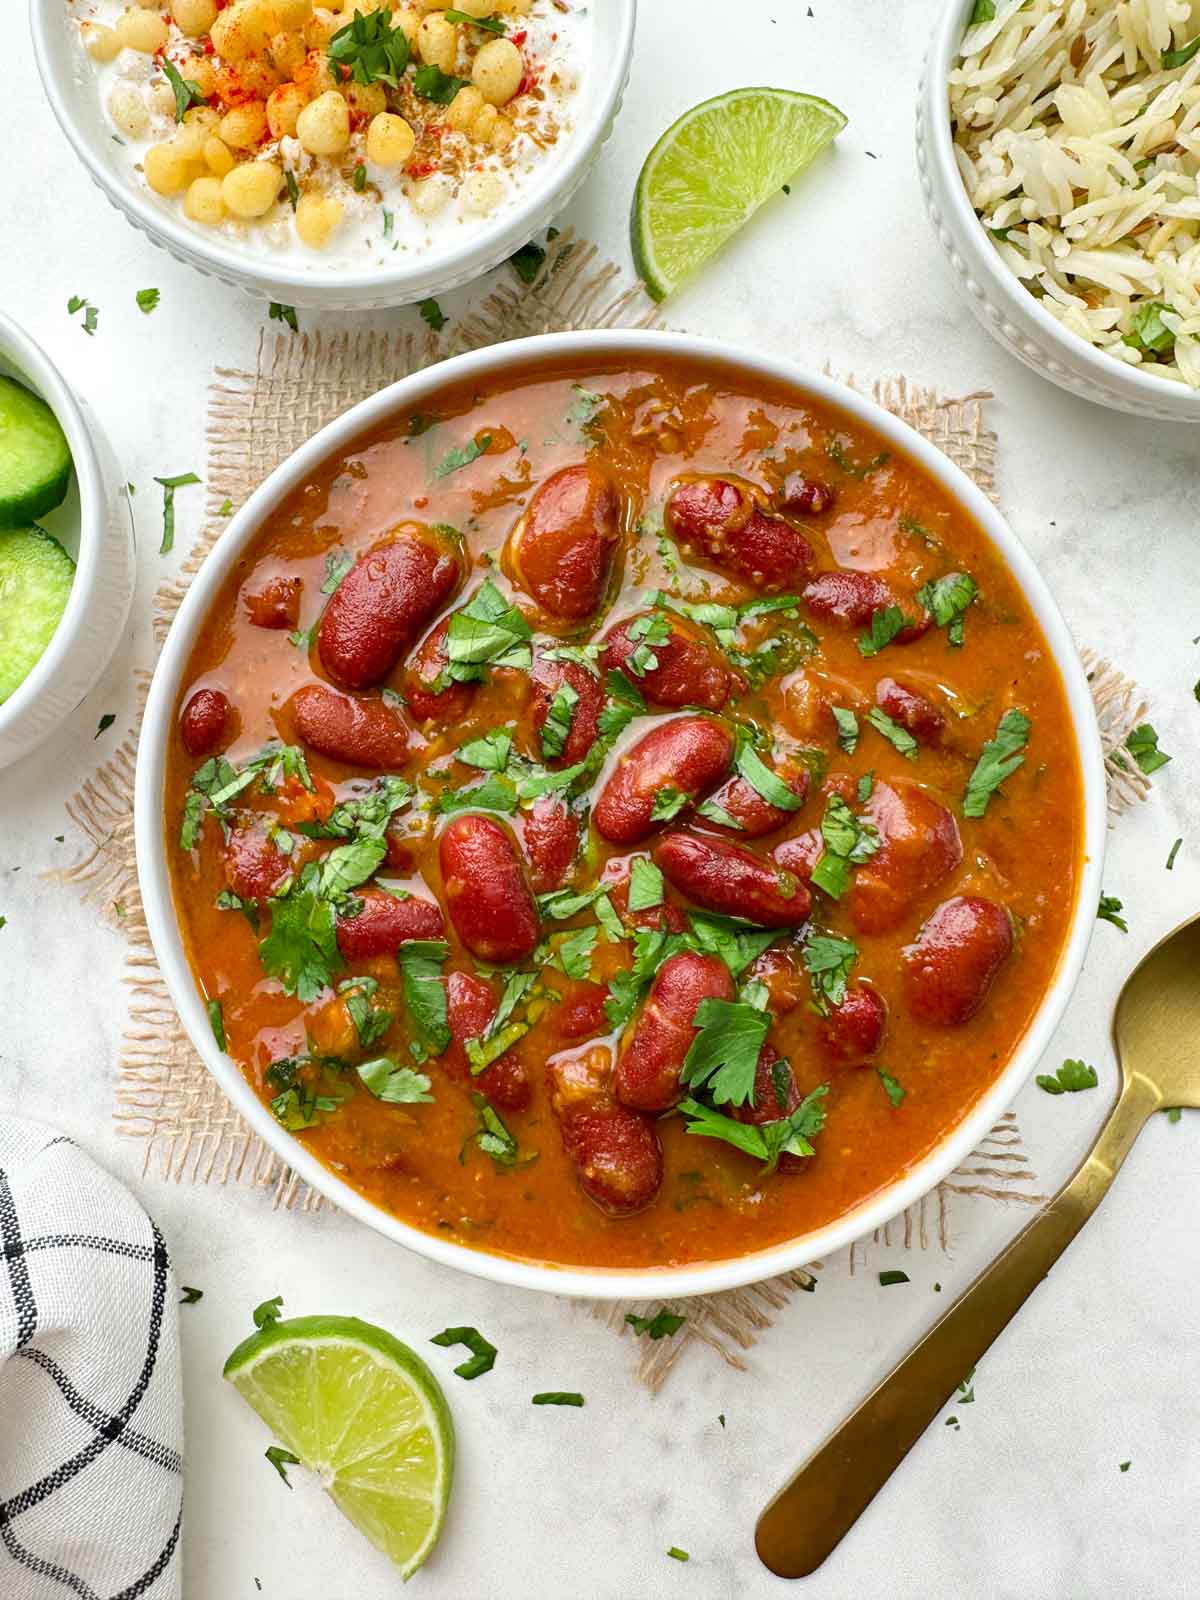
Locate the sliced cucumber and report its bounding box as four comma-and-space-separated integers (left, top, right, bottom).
0, 375, 74, 528
0, 526, 76, 703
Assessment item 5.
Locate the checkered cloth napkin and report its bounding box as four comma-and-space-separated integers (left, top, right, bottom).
0, 1119, 182, 1599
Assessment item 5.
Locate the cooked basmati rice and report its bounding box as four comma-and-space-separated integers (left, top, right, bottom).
950, 0, 1200, 387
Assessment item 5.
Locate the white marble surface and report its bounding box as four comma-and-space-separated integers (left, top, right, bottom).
3, 1, 1200, 1595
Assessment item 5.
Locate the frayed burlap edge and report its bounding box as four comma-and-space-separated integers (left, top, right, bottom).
50, 235, 1157, 1381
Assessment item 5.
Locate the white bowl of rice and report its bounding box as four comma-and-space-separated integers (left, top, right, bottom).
918, 0, 1200, 421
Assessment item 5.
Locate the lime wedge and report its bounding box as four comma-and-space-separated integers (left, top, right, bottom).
223, 1315, 455, 1580
631, 87, 848, 302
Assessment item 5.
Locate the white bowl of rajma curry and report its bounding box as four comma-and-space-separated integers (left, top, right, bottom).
134, 330, 1106, 1299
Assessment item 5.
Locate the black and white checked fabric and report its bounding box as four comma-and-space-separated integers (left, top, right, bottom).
0, 1119, 182, 1600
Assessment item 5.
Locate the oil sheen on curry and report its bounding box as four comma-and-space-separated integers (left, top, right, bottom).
166, 356, 1083, 1271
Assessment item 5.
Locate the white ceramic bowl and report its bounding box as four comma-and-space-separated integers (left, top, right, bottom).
0, 312, 135, 771
135, 329, 1107, 1299
30, 0, 635, 312
917, 0, 1200, 423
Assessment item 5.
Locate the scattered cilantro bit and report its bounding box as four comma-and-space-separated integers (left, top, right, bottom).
916, 571, 977, 646
857, 605, 908, 659
328, 6, 411, 86
265, 1445, 300, 1488
810, 794, 879, 900
718, 1414, 726, 1428
1097, 895, 1127, 933
218, 498, 234, 517
877, 1065, 905, 1107
963, 708, 1030, 818
1165, 1106, 1182, 1123
878, 1270, 909, 1286
445, 7, 506, 29
540, 681, 579, 762
465, 971, 535, 1073
1036, 1058, 1098, 1095
945, 1415, 960, 1429
135, 287, 160, 315
179, 1285, 203, 1305
1163, 36, 1200, 68
650, 786, 689, 822
566, 383, 605, 436
259, 887, 340, 1003
732, 727, 805, 812
802, 931, 858, 1010
413, 63, 469, 102
352, 161, 367, 191
679, 1086, 827, 1173
419, 297, 448, 332
509, 239, 546, 283
680, 998, 770, 1109
667, 1547, 690, 1563
463, 1091, 523, 1167
857, 771, 874, 803
597, 668, 646, 740
1119, 1459, 1132, 1472
154, 471, 200, 555
957, 1368, 976, 1404
397, 940, 451, 1055
970, 1, 996, 25
284, 169, 299, 210
67, 296, 99, 335
1125, 722, 1171, 775
435, 773, 519, 816
94, 713, 116, 738
269, 302, 299, 333
435, 434, 492, 478
866, 706, 919, 760
626, 1309, 686, 1340
551, 925, 598, 982
431, 1325, 497, 1379
827, 438, 889, 479
159, 56, 206, 121
627, 857, 665, 913
253, 1295, 284, 1330
1167, 837, 1183, 870
206, 998, 226, 1051
623, 613, 672, 677
459, 731, 513, 771
443, 578, 530, 676
531, 1392, 585, 1407
832, 706, 859, 753
357, 1056, 434, 1104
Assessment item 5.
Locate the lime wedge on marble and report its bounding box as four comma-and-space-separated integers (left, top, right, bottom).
224, 1315, 454, 1580
631, 87, 848, 302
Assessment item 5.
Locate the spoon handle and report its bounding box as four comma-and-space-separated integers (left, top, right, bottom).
755, 1071, 1161, 1579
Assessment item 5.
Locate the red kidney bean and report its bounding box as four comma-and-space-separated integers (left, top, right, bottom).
771, 828, 823, 885
558, 981, 610, 1040
180, 687, 232, 757
848, 780, 962, 935
593, 716, 733, 846
335, 886, 445, 960
652, 830, 812, 928
665, 476, 815, 590
291, 684, 409, 771
224, 825, 292, 901
746, 946, 807, 1016
403, 616, 476, 726
903, 896, 1013, 1026
504, 462, 621, 621
700, 763, 809, 838
776, 473, 836, 517
439, 813, 539, 964
614, 952, 734, 1112
318, 524, 462, 689
875, 677, 944, 745
601, 612, 731, 710
443, 970, 531, 1111
555, 1101, 663, 1215
599, 858, 688, 934
802, 570, 931, 641
383, 814, 422, 873
244, 574, 302, 630
530, 649, 604, 767
522, 795, 580, 895
731, 1044, 810, 1173
820, 985, 887, 1062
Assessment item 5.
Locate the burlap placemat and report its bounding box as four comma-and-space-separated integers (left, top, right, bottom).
54, 236, 1157, 1385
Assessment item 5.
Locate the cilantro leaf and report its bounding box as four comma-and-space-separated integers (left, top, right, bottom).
679, 1084, 827, 1172
627, 858, 664, 913
963, 709, 1031, 818
866, 706, 919, 760
879, 1270, 910, 1286
625, 1309, 686, 1340
328, 7, 411, 86
810, 794, 879, 900
509, 239, 546, 283
154, 471, 200, 555
135, 287, 160, 315
265, 1445, 300, 1486
431, 1325, 497, 1379
253, 1295, 284, 1330
680, 998, 770, 1108
206, 998, 226, 1051
259, 889, 340, 1002
418, 298, 448, 332
916, 571, 977, 646
160, 57, 206, 121
1036, 1058, 1098, 1095
443, 579, 530, 677
832, 706, 859, 753
268, 302, 299, 333
356, 1057, 434, 1103
397, 940, 451, 1055
552, 926, 598, 981
650, 786, 689, 822
413, 63, 469, 102
877, 1065, 906, 1107
1097, 895, 1127, 933
434, 773, 519, 815
802, 931, 858, 1009
463, 1091, 524, 1166
540, 681, 579, 761
1125, 722, 1171, 775
458, 732, 513, 771
857, 605, 908, 659
732, 727, 805, 812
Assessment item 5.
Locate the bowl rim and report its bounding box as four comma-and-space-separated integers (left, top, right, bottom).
29, 0, 637, 301
0, 310, 110, 737
134, 327, 1107, 1300
924, 0, 1200, 416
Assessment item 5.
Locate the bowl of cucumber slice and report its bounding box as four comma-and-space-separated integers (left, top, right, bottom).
0, 312, 135, 770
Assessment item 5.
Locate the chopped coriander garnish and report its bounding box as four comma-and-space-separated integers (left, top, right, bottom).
94, 713, 116, 738
626, 1308, 687, 1340
627, 857, 664, 913
915, 570, 977, 646
877, 1065, 905, 1107
827, 438, 889, 479
445, 7, 506, 29
962, 709, 1030, 818
832, 706, 859, 753
878, 1269, 909, 1286
680, 1086, 828, 1173
650, 785, 690, 822
154, 471, 200, 555
680, 998, 770, 1109
67, 296, 98, 336
1119, 1459, 1132, 1472
509, 239, 547, 283
442, 578, 529, 676
866, 706, 918, 760
396, 940, 451, 1055
541, 681, 579, 761
160, 57, 206, 121
857, 771, 874, 803
259, 886, 340, 1003
857, 605, 908, 659
252, 1295, 284, 1330
265, 1445, 300, 1487
413, 63, 469, 102
1097, 895, 1127, 932
463, 1091, 524, 1167
1163, 35, 1200, 68
1036, 1058, 1098, 1095
1167, 836, 1183, 870
1125, 722, 1171, 775
810, 794, 879, 900
531, 1392, 585, 1406
206, 997, 226, 1050
1165, 1107, 1182, 1123
551, 925, 598, 982
435, 434, 492, 478
269, 302, 299, 333
430, 1325, 497, 1379
179, 1285, 203, 1305
732, 727, 805, 812
419, 297, 448, 332
356, 1057, 434, 1104
970, 1, 996, 25
218, 498, 234, 517
435, 773, 518, 815
667, 1547, 690, 1562
802, 930, 858, 1009
623, 613, 672, 677
352, 161, 367, 191
284, 169, 299, 210
135, 287, 160, 315
328, 7, 411, 86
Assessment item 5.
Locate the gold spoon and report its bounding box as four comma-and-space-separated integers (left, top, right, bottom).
756, 913, 1200, 1579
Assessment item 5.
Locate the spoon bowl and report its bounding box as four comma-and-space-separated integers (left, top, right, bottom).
1113, 914, 1200, 1110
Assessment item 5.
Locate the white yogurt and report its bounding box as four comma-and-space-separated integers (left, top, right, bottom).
73, 2, 589, 272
